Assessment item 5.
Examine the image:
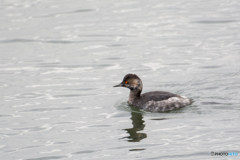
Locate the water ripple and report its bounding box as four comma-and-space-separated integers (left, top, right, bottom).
17, 107, 80, 113
0, 38, 110, 44
10, 124, 52, 133
72, 150, 96, 155
194, 20, 237, 24
36, 8, 98, 18
4, 93, 57, 101
26, 155, 69, 160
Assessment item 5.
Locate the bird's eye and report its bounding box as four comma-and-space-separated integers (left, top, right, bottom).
125, 81, 128, 84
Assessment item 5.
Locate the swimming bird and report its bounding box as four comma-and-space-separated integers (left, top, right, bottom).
113, 74, 192, 112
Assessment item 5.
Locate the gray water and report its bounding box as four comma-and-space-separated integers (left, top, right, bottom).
1, 0, 240, 159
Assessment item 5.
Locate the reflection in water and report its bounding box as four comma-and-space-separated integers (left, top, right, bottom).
122, 111, 147, 142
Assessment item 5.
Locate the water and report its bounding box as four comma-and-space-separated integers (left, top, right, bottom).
0, 0, 240, 159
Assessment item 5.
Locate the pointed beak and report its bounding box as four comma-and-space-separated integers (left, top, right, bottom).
113, 83, 123, 87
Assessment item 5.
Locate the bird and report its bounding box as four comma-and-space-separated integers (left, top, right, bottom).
113, 74, 192, 112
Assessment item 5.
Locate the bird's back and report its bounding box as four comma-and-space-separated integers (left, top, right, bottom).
132, 91, 191, 112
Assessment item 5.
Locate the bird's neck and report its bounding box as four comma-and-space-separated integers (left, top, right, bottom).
128, 89, 141, 105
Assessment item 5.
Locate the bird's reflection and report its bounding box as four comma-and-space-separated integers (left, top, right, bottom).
122, 111, 147, 142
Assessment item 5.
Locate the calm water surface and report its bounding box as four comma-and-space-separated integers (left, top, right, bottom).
0, 0, 240, 159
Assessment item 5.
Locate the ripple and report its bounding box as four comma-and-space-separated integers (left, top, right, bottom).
150, 118, 168, 120
0, 84, 8, 87
0, 38, 109, 44
72, 150, 96, 155
0, 145, 6, 149
201, 102, 228, 105
36, 8, 98, 18
0, 114, 22, 118
98, 112, 119, 119
53, 141, 74, 145
152, 124, 188, 132
4, 92, 49, 100
194, 20, 237, 24
20, 145, 43, 149
40, 149, 62, 154
148, 151, 209, 159
90, 124, 113, 128
105, 64, 122, 70
61, 129, 79, 133
114, 99, 142, 113
10, 124, 52, 132
41, 67, 92, 74
0, 132, 20, 137
200, 65, 224, 69
26, 83, 83, 88
61, 100, 82, 104
12, 102, 41, 108
129, 148, 145, 151
142, 62, 165, 71
26, 155, 69, 160
0, 66, 39, 71
17, 107, 80, 113
0, 114, 13, 118
53, 121, 86, 126
54, 93, 97, 97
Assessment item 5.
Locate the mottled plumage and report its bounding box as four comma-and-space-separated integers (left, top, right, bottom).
114, 74, 192, 112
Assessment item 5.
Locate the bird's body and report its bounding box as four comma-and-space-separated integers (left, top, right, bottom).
114, 74, 192, 112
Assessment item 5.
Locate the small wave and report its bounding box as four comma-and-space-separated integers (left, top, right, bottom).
194, 20, 237, 24
35, 8, 98, 18
17, 107, 80, 113
26, 155, 69, 160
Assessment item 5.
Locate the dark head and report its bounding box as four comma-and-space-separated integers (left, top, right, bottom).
113, 74, 143, 97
